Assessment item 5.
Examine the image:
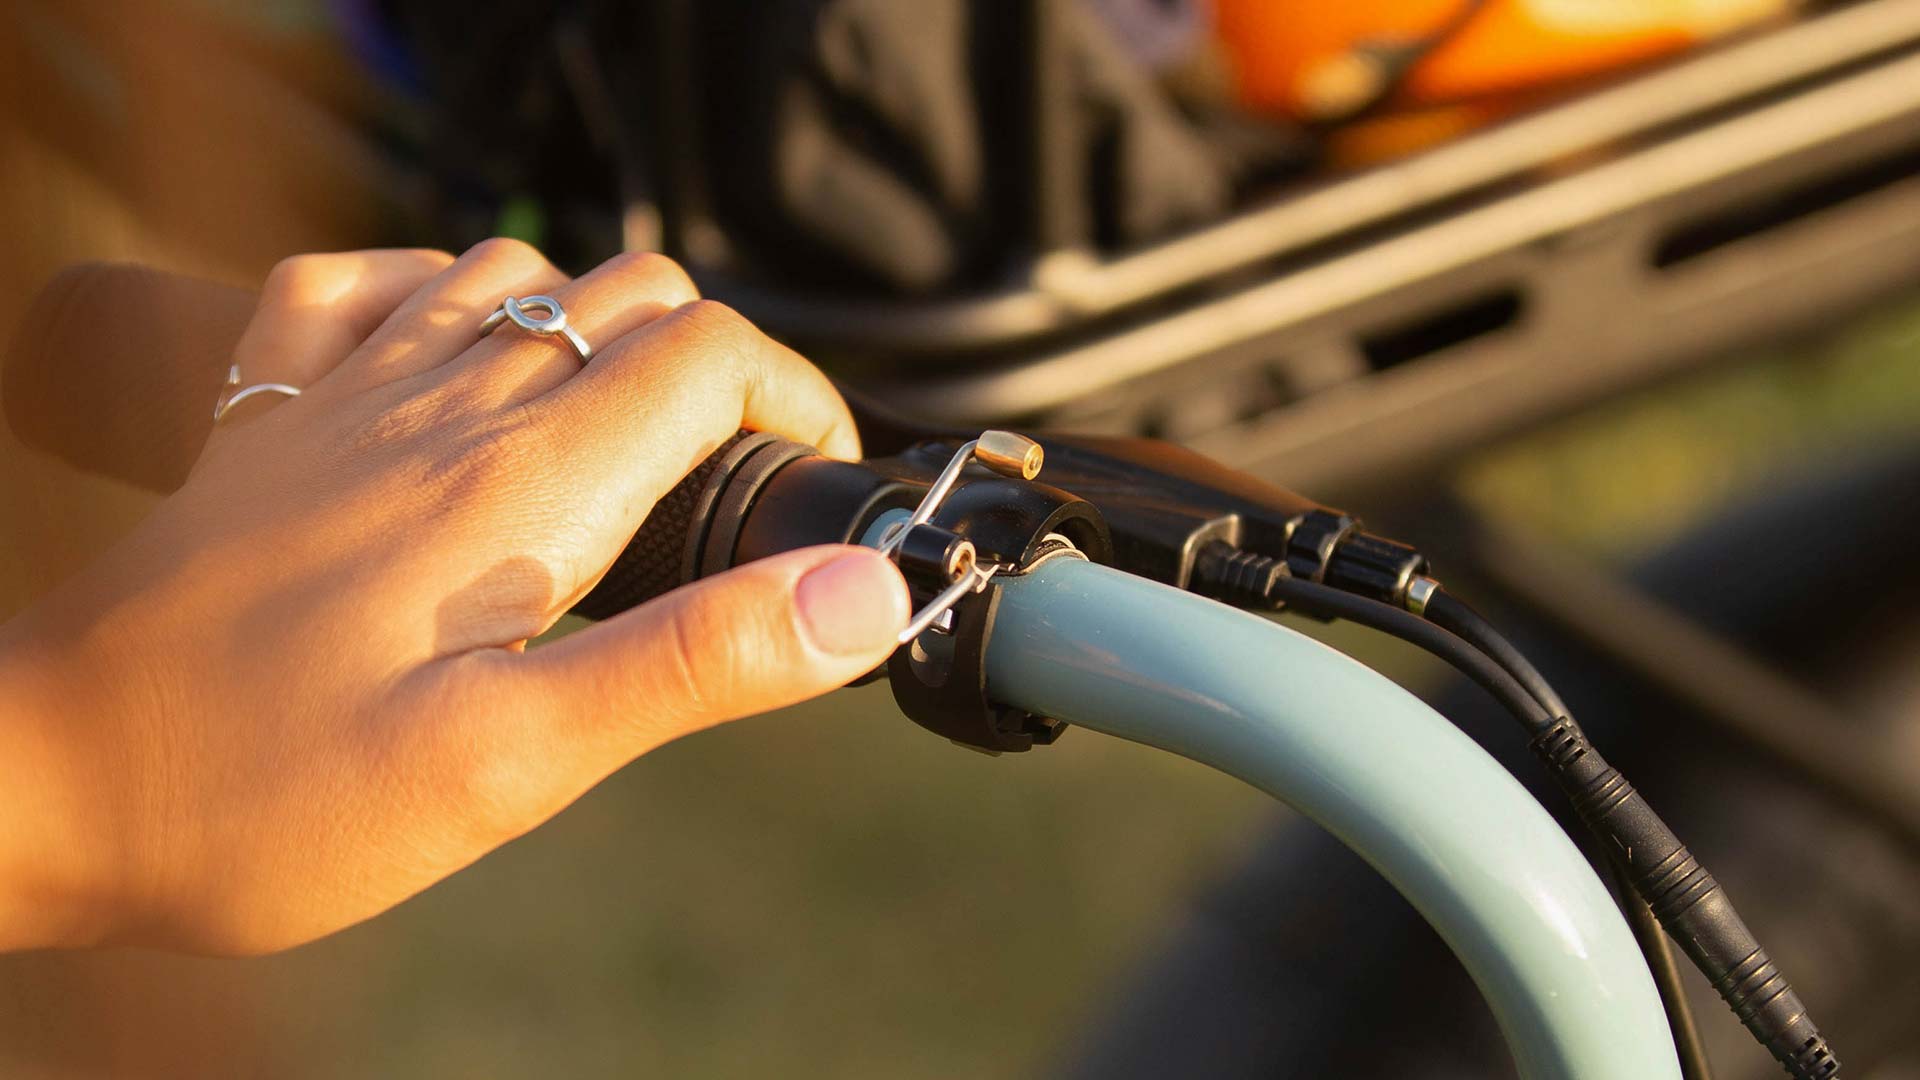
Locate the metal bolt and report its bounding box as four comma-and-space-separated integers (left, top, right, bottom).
974, 430, 1044, 480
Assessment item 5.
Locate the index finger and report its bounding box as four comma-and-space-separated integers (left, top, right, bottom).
526, 299, 860, 526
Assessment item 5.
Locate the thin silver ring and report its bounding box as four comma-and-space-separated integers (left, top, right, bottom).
212, 364, 301, 423
479, 294, 593, 362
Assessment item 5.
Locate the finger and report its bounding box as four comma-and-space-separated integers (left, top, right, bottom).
437, 250, 700, 410
339, 238, 568, 389
400, 545, 907, 843
211, 249, 452, 427
526, 300, 861, 574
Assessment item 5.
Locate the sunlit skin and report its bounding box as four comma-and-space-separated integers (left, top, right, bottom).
0, 240, 910, 955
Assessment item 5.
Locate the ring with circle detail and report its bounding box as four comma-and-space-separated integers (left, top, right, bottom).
481, 294, 593, 361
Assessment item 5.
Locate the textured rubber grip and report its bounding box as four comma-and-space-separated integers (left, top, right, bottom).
571, 430, 763, 621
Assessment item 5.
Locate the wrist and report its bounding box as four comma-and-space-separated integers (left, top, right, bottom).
0, 611, 114, 950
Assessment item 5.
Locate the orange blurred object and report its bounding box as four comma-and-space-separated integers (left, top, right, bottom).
1322, 102, 1514, 168
1215, 0, 1793, 124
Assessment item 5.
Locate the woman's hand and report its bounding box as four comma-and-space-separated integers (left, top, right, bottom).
0, 241, 909, 954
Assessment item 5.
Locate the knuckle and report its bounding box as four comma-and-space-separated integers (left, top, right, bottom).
673, 299, 758, 360
398, 247, 458, 272
601, 251, 700, 305
677, 297, 747, 333
462, 236, 548, 275
259, 253, 346, 306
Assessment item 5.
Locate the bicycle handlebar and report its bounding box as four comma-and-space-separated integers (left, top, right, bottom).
980, 551, 1682, 1080
5, 262, 1690, 1075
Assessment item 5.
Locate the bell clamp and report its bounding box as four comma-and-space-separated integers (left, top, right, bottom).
879, 431, 1045, 645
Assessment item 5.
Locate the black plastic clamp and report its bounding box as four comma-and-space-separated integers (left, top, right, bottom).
880, 438, 1111, 754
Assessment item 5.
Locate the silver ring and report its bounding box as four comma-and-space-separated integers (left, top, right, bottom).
479, 294, 593, 362
212, 364, 301, 423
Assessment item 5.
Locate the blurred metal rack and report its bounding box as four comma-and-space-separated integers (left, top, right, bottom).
676, 0, 1920, 492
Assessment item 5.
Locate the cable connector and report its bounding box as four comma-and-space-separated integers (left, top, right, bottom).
1193, 543, 1290, 608
1192, 544, 1841, 1080
1279, 510, 1428, 607
1283, 510, 1358, 580
1531, 719, 1840, 1080
1324, 529, 1428, 607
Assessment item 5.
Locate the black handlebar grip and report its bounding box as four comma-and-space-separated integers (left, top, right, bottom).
571, 430, 811, 621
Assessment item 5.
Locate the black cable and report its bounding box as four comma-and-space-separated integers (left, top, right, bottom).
1609, 858, 1715, 1080
1192, 544, 1839, 1080
1246, 573, 1711, 1076
1460, 522, 1920, 859
1526, 709, 1837, 1079
1195, 547, 1553, 731
1422, 587, 1833, 1080
1425, 591, 1571, 720
1427, 592, 1713, 1079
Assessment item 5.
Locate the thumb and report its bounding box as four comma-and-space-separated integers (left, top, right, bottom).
418, 545, 909, 836
542, 544, 909, 747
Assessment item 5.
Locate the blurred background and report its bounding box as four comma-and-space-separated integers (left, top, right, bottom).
3, 0, 1918, 1076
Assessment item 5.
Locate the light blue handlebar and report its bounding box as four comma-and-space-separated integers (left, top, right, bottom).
982, 557, 1680, 1079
